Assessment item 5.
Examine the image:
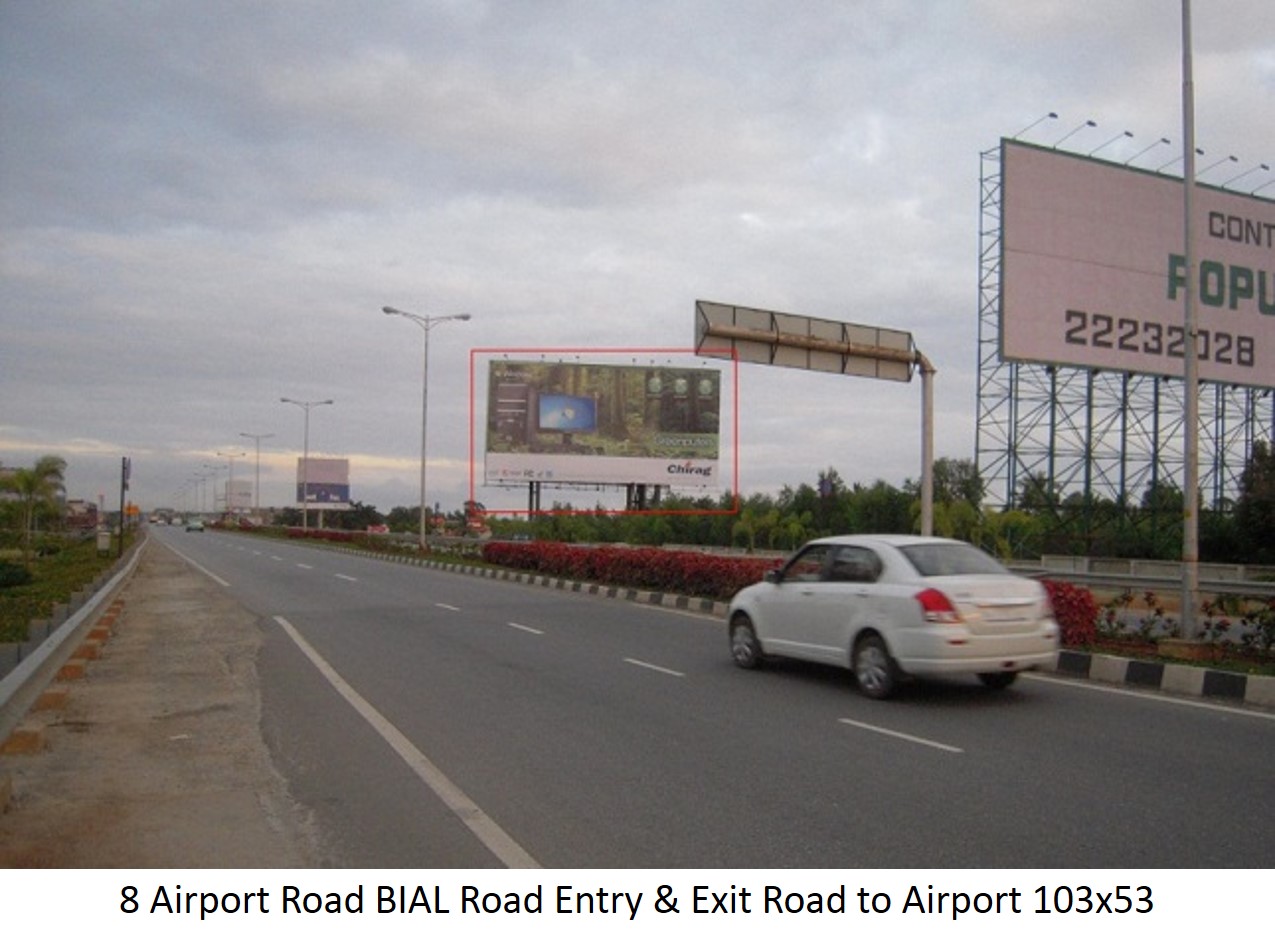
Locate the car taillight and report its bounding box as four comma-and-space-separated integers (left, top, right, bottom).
916, 588, 961, 624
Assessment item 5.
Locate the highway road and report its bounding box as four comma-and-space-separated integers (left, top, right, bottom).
157, 528, 1275, 868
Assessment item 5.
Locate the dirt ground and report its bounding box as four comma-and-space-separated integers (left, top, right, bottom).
0, 542, 320, 867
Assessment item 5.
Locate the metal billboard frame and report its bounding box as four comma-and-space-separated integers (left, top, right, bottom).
694, 300, 936, 535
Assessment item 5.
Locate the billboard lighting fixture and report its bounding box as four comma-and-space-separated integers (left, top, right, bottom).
1088, 130, 1132, 157
1052, 119, 1095, 149
1197, 154, 1238, 178
1013, 111, 1057, 139
1158, 147, 1203, 173
1221, 162, 1268, 188
1126, 137, 1171, 166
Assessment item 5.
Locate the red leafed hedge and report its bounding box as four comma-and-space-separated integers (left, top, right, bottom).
1041, 578, 1098, 647
482, 541, 779, 601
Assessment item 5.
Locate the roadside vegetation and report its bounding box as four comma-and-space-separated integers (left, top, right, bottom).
0, 531, 137, 643
4, 443, 1274, 669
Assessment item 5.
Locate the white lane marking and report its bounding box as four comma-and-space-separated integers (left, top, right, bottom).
1024, 672, 1275, 720
508, 622, 546, 636
623, 657, 686, 678
165, 545, 230, 587
436, 603, 461, 612
838, 718, 964, 754
334, 574, 358, 583
271, 555, 284, 561
274, 615, 540, 869
297, 563, 314, 570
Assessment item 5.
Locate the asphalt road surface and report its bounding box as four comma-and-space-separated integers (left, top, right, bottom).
3, 530, 1272, 868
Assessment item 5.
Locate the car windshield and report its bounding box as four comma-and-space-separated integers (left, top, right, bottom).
899, 542, 1008, 577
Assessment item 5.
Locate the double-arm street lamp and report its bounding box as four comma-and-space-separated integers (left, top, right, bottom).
383, 305, 471, 548
280, 397, 333, 530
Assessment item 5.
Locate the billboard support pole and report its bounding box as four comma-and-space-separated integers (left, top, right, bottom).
1181, 0, 1201, 638
918, 352, 935, 537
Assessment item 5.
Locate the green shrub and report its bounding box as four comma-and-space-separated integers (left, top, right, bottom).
0, 561, 33, 588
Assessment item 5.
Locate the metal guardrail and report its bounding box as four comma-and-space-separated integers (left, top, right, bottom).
1019, 565, 1275, 602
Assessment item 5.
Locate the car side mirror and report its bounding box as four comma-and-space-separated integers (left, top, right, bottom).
764, 568, 781, 583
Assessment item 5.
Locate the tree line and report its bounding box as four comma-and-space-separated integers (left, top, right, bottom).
9, 444, 1275, 566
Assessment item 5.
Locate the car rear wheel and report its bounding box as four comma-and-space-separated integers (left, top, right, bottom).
852, 632, 898, 700
977, 671, 1018, 690
729, 614, 764, 669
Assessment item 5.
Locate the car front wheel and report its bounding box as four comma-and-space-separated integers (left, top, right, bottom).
853, 632, 898, 699
729, 614, 764, 669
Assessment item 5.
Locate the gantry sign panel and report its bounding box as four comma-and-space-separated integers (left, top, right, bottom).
695, 300, 915, 381
1001, 139, 1275, 389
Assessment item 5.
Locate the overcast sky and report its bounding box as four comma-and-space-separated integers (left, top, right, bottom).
2, 1, 1272, 516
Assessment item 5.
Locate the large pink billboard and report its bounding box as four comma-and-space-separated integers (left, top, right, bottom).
1000, 139, 1274, 388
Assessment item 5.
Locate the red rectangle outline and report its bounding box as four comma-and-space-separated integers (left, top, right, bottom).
469, 347, 739, 517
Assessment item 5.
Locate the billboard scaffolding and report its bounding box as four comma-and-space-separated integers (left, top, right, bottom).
977, 140, 1275, 515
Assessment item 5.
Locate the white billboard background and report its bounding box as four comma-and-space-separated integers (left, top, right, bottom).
1000, 140, 1274, 389
295, 457, 352, 509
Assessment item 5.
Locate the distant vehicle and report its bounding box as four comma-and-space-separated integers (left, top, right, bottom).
185, 520, 204, 532
727, 535, 1059, 699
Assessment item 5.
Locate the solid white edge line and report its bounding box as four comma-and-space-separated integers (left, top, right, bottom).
164, 545, 231, 587
273, 615, 540, 869
623, 657, 686, 678
838, 717, 964, 754
1023, 671, 1275, 720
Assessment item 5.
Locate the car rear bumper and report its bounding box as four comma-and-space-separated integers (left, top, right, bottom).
890, 622, 1059, 675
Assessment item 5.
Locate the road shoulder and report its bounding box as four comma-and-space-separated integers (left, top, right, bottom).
0, 541, 319, 867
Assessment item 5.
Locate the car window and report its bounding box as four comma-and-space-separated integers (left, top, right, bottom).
826, 545, 882, 583
900, 542, 1008, 577
781, 546, 829, 582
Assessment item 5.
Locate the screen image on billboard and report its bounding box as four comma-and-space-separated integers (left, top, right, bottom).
1000, 139, 1274, 389
485, 360, 721, 487
537, 393, 598, 433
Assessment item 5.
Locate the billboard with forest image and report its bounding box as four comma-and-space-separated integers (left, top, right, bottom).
484, 359, 721, 487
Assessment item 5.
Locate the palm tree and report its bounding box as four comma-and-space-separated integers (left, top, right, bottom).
4, 455, 66, 565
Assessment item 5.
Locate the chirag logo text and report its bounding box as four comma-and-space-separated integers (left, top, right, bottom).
667, 460, 714, 477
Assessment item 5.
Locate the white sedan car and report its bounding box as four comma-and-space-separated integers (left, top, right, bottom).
727, 535, 1059, 699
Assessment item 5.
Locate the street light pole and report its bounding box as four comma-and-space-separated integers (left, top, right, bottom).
280, 398, 333, 531
240, 431, 274, 521
382, 305, 471, 548
201, 463, 225, 514
216, 450, 246, 519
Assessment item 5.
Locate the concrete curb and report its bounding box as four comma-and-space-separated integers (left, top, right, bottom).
327, 543, 1274, 709
1052, 647, 1273, 707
